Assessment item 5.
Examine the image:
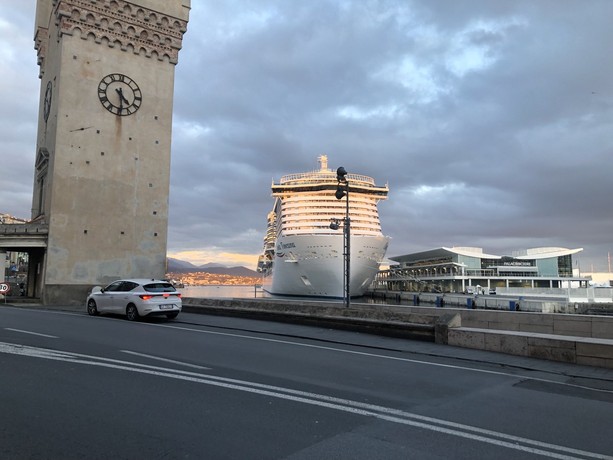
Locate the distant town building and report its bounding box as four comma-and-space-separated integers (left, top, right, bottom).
373, 246, 590, 293
0, 213, 29, 283
0, 213, 27, 225
582, 272, 613, 287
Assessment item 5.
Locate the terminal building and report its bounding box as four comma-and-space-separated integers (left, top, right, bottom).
373, 247, 590, 294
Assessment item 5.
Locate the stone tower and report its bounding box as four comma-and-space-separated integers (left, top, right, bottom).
32, 0, 190, 304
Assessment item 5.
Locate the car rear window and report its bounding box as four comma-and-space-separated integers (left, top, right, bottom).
143, 283, 176, 293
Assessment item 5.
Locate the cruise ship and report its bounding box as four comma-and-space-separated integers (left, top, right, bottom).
257, 155, 389, 298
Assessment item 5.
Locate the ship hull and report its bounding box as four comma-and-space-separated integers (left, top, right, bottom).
262, 234, 389, 298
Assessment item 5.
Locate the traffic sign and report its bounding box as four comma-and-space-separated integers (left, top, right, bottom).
0, 283, 10, 294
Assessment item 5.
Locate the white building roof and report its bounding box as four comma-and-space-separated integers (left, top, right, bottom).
390, 246, 583, 263
512, 247, 583, 260
443, 247, 501, 259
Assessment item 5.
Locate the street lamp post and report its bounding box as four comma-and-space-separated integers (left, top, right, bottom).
331, 167, 350, 308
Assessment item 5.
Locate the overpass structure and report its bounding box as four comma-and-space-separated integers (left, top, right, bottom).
0, 222, 48, 298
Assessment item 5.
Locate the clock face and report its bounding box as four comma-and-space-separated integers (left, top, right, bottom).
97, 73, 142, 116
43, 81, 52, 122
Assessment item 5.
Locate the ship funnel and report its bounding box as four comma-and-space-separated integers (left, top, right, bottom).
318, 155, 328, 171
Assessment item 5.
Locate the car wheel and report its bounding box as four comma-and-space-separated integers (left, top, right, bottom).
126, 304, 140, 321
166, 312, 179, 319
87, 299, 99, 316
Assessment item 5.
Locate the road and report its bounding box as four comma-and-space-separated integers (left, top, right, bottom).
1, 306, 612, 459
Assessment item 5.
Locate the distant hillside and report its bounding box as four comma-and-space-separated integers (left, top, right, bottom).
167, 258, 257, 277
167, 257, 198, 270
199, 262, 227, 269
196, 266, 258, 277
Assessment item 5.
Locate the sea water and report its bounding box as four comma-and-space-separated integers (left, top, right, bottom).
177, 285, 401, 305
178, 285, 270, 299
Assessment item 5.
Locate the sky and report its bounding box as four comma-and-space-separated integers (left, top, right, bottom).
1, 1, 612, 272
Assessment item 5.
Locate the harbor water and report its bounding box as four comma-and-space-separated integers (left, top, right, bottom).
177, 285, 397, 305
179, 285, 269, 299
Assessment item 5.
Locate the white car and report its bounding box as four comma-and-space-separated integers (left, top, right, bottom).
86, 279, 182, 321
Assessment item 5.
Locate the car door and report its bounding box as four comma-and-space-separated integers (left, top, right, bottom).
96, 281, 124, 313
117, 281, 139, 313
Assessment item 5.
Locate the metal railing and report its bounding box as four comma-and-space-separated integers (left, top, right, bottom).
0, 223, 49, 235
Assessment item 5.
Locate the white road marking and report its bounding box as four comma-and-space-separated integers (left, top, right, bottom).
155, 323, 613, 395
5, 307, 610, 394
4, 328, 58, 339
0, 341, 610, 460
5, 310, 613, 393
120, 350, 211, 370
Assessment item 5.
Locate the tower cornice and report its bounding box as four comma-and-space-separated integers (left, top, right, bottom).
35, 0, 188, 67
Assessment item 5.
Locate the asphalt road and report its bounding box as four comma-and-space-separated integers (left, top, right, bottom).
1, 306, 612, 459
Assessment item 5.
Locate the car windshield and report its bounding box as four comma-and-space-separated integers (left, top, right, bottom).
143, 282, 176, 293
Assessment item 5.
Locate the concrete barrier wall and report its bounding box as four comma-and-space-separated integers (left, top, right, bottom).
451, 309, 613, 339
183, 296, 613, 368
184, 296, 613, 340
182, 297, 439, 342
376, 302, 613, 368
447, 328, 613, 369
369, 304, 613, 340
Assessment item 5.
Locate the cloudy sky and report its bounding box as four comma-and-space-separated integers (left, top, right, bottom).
1, 1, 612, 272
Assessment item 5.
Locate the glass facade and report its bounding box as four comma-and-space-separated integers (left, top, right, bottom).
558, 255, 573, 277
374, 247, 588, 293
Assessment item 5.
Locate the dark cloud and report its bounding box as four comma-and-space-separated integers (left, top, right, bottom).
1, 1, 612, 271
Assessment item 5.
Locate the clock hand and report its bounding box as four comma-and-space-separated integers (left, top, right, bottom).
115, 87, 129, 104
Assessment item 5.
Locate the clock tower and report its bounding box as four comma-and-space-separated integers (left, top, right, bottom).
32, 0, 190, 305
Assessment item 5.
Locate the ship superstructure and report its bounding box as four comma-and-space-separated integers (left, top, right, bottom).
257, 155, 389, 298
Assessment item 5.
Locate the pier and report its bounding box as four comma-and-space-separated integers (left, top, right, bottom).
365, 288, 613, 315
